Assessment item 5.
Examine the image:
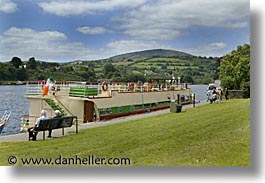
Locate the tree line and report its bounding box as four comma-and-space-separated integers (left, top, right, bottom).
219, 44, 250, 98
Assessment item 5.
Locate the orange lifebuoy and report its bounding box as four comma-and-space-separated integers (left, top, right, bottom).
129, 83, 134, 91
102, 82, 108, 91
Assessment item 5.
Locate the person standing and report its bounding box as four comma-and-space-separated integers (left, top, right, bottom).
225, 88, 229, 100
219, 88, 223, 103
192, 93, 195, 108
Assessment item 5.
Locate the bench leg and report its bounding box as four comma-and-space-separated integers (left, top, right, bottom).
76, 118, 78, 134
43, 131, 45, 140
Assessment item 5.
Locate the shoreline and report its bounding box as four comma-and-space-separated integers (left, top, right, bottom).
0, 83, 26, 86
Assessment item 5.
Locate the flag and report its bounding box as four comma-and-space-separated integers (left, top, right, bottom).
42, 78, 53, 97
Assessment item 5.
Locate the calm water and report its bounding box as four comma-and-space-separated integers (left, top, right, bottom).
189, 84, 208, 102
0, 84, 207, 136
0, 85, 29, 136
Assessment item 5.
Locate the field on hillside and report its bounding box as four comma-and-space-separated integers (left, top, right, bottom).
0, 99, 250, 166
88, 55, 219, 83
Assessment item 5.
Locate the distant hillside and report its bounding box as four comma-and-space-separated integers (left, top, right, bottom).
87, 49, 220, 84
109, 49, 194, 61
0, 48, 220, 84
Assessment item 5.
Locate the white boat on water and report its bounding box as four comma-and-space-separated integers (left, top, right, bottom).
0, 111, 11, 134
23, 78, 193, 130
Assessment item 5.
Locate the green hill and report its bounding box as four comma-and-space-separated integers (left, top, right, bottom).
109, 49, 194, 61
0, 49, 220, 84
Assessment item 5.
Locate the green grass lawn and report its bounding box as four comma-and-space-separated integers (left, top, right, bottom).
0, 99, 250, 166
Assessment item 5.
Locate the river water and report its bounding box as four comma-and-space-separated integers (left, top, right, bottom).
189, 84, 208, 102
0, 84, 207, 136
0, 85, 29, 136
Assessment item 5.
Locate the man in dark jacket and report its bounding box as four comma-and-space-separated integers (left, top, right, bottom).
48, 110, 62, 138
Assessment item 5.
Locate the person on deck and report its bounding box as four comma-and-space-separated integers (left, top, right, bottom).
48, 110, 62, 138
225, 88, 229, 100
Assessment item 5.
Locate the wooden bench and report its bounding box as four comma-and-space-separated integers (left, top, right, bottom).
28, 116, 78, 141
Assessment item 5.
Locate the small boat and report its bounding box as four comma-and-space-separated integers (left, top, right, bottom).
0, 111, 12, 134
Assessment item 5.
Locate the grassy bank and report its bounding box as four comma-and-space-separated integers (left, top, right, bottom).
0, 99, 250, 166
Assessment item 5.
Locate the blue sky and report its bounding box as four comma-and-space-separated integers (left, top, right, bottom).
0, 0, 250, 62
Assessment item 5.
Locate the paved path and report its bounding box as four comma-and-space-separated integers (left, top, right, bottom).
0, 101, 207, 143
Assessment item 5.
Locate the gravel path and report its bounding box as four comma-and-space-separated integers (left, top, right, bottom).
0, 101, 207, 143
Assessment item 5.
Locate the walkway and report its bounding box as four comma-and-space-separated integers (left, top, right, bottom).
0, 101, 207, 143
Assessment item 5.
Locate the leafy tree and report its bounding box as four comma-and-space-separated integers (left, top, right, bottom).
220, 44, 250, 97
125, 73, 146, 82
64, 66, 74, 72
0, 63, 9, 80
28, 57, 37, 69
16, 68, 28, 81
10, 57, 22, 68
78, 71, 90, 80
103, 62, 116, 78
181, 74, 194, 84
37, 74, 45, 80
6, 65, 17, 80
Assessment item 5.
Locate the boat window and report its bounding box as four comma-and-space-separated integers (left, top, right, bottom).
135, 105, 143, 110
151, 103, 158, 108
106, 108, 112, 114
144, 103, 151, 109
181, 95, 185, 102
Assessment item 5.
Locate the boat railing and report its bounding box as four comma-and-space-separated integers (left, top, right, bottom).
25, 80, 72, 96
25, 80, 190, 98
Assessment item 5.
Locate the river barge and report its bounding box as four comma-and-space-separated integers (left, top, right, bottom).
23, 78, 193, 129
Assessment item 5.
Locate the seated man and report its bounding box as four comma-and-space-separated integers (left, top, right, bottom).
28, 110, 48, 141
47, 110, 62, 138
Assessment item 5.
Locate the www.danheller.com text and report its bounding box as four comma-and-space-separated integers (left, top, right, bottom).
7, 155, 131, 166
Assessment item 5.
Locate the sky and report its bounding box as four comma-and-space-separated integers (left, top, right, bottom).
0, 0, 250, 62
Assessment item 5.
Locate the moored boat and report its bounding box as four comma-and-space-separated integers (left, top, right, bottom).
23, 78, 193, 130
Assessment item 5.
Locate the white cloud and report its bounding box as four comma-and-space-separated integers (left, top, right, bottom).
38, 0, 146, 16
209, 42, 227, 49
180, 42, 228, 57
0, 27, 95, 62
0, 0, 17, 13
3, 27, 67, 42
124, 29, 183, 41
0, 27, 163, 61
115, 0, 249, 40
77, 26, 107, 35
0, 27, 231, 61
